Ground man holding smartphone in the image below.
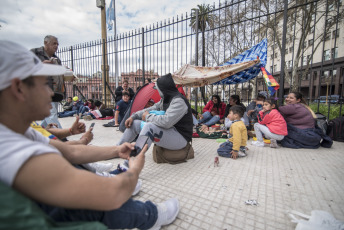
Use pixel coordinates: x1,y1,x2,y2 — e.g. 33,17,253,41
31,35,64,129
0,41,179,230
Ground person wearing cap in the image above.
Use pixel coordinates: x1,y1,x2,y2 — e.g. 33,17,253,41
31,35,65,129
58,96,84,118
0,40,179,229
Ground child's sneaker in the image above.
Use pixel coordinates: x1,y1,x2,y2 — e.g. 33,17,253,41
238,146,248,157
251,141,264,147
149,198,180,230
270,139,278,148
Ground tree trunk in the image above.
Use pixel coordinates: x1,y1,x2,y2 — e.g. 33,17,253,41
200,30,207,105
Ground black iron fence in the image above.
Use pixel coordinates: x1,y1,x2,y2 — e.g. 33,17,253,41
57,0,343,119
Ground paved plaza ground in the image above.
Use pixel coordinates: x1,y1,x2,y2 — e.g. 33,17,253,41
59,117,344,230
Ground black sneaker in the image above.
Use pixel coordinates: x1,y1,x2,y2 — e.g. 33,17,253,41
103,121,115,127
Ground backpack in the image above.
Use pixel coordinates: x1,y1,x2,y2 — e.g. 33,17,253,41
327,115,344,142
315,112,328,135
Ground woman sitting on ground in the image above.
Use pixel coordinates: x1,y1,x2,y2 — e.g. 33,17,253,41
221,95,246,124
197,95,226,127
278,92,332,149
224,95,246,118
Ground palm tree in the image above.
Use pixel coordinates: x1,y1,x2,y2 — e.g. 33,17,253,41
190,4,215,105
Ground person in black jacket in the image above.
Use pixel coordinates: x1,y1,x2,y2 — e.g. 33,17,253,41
115,80,134,104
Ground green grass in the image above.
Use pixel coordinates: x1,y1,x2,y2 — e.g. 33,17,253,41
309,103,344,120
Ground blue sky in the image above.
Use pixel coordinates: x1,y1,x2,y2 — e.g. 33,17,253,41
0,0,217,49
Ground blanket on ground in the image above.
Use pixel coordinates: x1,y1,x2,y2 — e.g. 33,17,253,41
280,123,333,149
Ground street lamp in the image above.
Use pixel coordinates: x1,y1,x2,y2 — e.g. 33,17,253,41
96,0,111,107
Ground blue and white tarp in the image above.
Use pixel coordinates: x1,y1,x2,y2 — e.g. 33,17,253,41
214,38,267,85
172,39,267,86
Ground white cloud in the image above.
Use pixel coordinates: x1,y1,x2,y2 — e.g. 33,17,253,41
0,0,217,49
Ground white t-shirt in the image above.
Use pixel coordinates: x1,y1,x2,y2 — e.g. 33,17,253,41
0,123,60,186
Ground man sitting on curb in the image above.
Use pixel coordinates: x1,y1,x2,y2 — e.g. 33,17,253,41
0,40,179,229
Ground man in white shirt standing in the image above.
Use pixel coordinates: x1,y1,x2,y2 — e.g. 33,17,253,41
0,40,179,229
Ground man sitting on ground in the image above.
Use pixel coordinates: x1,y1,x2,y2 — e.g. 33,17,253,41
0,40,179,229
62,96,73,112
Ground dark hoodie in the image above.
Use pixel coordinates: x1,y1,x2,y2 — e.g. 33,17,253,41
156,74,193,142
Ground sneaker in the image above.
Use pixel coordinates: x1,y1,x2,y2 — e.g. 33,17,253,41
238,151,247,157
83,162,113,173
73,113,78,117
270,139,278,148
149,198,180,230
251,141,265,147
132,179,142,196
84,115,93,121
238,146,247,157
103,121,116,127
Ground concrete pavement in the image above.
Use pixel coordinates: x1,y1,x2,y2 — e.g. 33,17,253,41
59,117,344,230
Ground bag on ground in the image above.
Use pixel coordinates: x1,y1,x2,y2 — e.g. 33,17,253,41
327,115,344,142
315,112,328,135
152,142,194,164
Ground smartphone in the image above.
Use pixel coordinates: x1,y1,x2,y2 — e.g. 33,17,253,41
130,135,149,157
89,123,95,129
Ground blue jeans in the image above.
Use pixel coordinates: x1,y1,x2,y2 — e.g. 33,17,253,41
78,106,89,114
58,110,77,118
36,199,157,229
198,111,221,126
217,141,234,158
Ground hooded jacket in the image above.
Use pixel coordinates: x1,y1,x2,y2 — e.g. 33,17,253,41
131,73,193,142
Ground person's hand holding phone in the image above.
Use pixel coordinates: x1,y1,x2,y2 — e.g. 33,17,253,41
128,144,147,175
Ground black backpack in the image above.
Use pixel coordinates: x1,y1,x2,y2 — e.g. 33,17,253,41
315,112,328,135
327,115,344,142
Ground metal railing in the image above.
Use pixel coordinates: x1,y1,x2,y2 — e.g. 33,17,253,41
57,0,344,119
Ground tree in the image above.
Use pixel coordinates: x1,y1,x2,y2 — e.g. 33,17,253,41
250,0,343,93
190,4,215,105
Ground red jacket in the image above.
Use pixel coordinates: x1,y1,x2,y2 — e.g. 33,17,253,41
258,109,288,135
203,100,226,119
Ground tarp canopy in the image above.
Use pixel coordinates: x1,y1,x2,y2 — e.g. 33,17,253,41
172,38,267,86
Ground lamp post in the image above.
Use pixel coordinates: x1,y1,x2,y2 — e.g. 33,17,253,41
96,0,111,107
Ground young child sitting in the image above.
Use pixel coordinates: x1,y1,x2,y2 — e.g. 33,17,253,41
217,105,247,159
252,99,288,148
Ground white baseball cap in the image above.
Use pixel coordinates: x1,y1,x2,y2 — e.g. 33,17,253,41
0,40,67,91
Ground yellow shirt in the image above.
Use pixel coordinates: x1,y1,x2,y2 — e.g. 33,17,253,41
228,120,247,151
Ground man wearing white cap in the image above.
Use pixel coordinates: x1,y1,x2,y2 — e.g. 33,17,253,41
0,40,179,229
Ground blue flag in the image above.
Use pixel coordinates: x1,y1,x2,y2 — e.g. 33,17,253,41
106,0,115,31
